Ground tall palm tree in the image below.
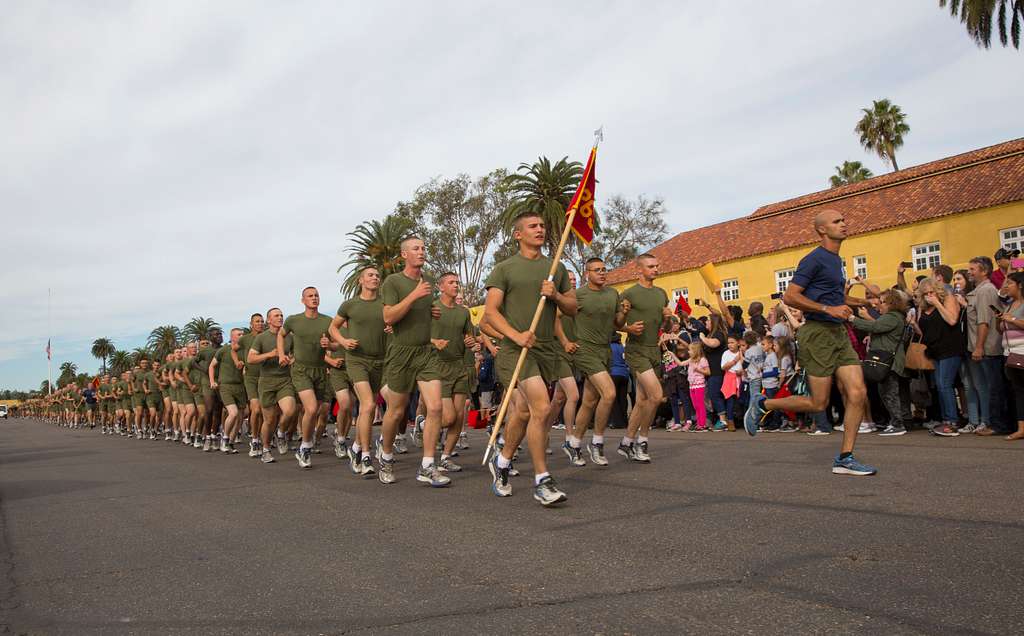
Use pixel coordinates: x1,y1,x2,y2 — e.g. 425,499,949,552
940,0,1023,49
148,325,181,361
91,338,114,373
337,214,416,296
58,361,77,387
39,380,52,395
182,317,219,343
829,161,874,188
130,347,151,364
108,350,133,375
855,99,910,172
502,156,584,255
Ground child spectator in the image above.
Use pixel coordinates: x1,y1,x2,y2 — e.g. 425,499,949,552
720,335,744,430
760,335,781,431
686,342,710,431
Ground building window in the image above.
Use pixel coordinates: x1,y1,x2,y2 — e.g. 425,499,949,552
854,255,867,279
1001,226,1024,253
912,242,941,271
775,269,795,293
671,287,689,303
721,278,739,301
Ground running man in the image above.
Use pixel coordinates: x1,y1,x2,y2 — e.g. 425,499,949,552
431,272,475,474
236,314,265,457
330,266,387,478
141,358,161,439
483,211,576,506
211,328,247,453
379,237,449,487
745,209,877,476
618,253,673,463
248,308,296,464
563,257,627,467
278,287,333,469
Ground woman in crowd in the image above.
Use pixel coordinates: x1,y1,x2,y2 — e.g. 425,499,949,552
851,289,911,436
998,272,1024,440
699,307,731,431
916,279,965,437
951,269,980,431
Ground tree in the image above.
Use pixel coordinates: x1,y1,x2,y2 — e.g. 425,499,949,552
394,170,511,305
576,194,670,274
91,338,114,374
940,0,1023,49
829,161,874,188
39,380,52,395
854,99,910,172
109,350,132,375
57,362,77,387
130,347,151,365
148,325,181,361
337,215,416,296
503,156,584,256
182,317,220,342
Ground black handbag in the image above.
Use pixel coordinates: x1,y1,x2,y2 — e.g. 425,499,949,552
861,349,895,383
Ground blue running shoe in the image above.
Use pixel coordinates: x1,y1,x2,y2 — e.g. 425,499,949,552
744,394,767,437
832,454,877,476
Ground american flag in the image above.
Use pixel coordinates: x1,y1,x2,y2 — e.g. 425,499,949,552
46,339,51,360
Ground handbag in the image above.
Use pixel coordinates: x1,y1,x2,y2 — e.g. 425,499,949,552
861,349,895,383
1005,328,1024,370
904,334,934,371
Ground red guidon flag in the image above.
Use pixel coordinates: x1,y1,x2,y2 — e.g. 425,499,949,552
566,145,597,245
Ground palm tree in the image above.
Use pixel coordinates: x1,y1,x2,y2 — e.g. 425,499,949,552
337,214,416,296
940,0,1023,49
182,317,219,343
58,361,77,387
39,380,52,395
130,347,151,365
91,338,114,373
147,325,181,361
829,161,874,188
502,156,584,255
855,99,910,172
109,350,133,375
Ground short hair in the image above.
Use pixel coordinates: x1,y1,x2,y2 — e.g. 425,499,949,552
969,256,994,275
302,286,317,295
933,264,953,283
742,331,760,346
636,253,657,263
400,236,422,251
439,271,459,282
360,265,379,275
1008,271,1024,289
250,313,263,320
230,327,244,335
585,257,605,267
512,211,542,232
761,334,775,343
748,301,764,315
267,307,281,317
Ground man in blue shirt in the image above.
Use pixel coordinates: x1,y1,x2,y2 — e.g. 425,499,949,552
745,209,877,476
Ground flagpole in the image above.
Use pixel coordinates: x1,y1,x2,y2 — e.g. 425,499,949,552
47,287,52,395
482,128,602,465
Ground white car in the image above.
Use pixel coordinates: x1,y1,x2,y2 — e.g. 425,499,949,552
0,405,8,419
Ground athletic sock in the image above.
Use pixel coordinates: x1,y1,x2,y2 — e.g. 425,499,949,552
623,436,634,446
496,455,511,469
534,472,550,485
440,453,449,461
300,441,313,450
352,443,361,454
592,435,604,445
638,435,649,444
382,452,394,461
420,457,434,469
361,451,371,461
568,435,581,448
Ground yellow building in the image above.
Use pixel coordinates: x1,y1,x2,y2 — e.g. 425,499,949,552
606,138,1024,312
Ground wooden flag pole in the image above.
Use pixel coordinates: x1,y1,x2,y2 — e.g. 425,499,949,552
481,204,581,466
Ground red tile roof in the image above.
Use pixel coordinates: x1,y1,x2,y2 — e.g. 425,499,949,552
606,138,1024,285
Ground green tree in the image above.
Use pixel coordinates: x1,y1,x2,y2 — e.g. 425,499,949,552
39,380,52,395
148,325,181,361
394,169,511,305
854,99,910,172
577,194,669,274
182,317,220,342
940,0,1023,49
829,161,875,188
91,338,114,374
502,156,584,256
109,350,132,375
57,361,77,387
130,347,151,365
337,215,416,296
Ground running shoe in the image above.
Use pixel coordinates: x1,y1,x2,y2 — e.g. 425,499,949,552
835,424,845,432
634,441,652,463
359,455,375,477
587,442,608,466
831,454,877,476
220,439,230,453
295,448,312,469
260,450,275,464
552,422,565,430
194,436,204,449
958,423,976,434
333,437,346,459
878,424,906,437
377,457,396,484
412,415,425,448
616,442,636,461
533,476,567,507
249,439,261,458
562,441,585,467
806,430,831,436
348,446,361,474
933,424,960,437
393,435,408,455
228,442,239,454
858,423,877,434
438,456,462,473
744,394,767,436
457,431,469,450
276,435,289,455
778,423,798,433
488,454,512,497
711,421,728,432
416,464,451,487
203,437,212,452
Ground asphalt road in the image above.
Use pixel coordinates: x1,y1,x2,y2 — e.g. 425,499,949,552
1,417,1022,635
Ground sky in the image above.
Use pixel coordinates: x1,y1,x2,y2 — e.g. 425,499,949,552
1,1,1022,391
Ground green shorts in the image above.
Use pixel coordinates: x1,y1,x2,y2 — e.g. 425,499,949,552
797,319,861,378
130,394,144,409
244,371,260,403
439,358,469,398
290,363,330,401
258,374,295,409
346,354,384,394
201,382,214,402
145,393,161,409
219,382,246,409
556,351,575,380
625,344,662,379
575,341,611,377
384,344,441,394
328,366,350,394
467,362,479,394
496,340,559,387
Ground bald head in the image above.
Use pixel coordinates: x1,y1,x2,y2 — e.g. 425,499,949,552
813,208,847,241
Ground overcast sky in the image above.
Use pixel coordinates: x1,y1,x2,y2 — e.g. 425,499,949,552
1,1,1021,390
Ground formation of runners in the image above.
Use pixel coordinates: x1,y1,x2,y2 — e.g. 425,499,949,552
24,208,879,507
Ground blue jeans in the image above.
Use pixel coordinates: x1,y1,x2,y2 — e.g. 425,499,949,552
763,387,780,429
967,356,1007,429
933,356,961,424
706,374,726,417
669,384,694,424
960,359,979,425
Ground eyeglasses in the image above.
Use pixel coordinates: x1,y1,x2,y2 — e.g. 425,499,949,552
587,267,607,273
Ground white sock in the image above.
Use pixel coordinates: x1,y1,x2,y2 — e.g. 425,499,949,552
352,443,361,454
300,441,313,450
534,472,550,485
496,454,511,469
638,436,649,444
568,435,581,448
592,435,604,445
623,436,634,446
441,454,449,461
421,457,434,469
382,452,394,461
361,451,371,461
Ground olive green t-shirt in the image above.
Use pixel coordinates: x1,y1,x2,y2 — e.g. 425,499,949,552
337,296,387,358
185,356,204,387
431,301,473,362
214,345,243,384
575,286,621,345
621,284,669,347
484,253,570,344
251,329,291,378
381,272,435,347
282,312,332,367
196,347,216,383
142,370,159,394
238,331,262,378
114,380,128,399
559,314,577,345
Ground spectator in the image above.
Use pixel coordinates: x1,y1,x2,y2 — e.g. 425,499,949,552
726,305,745,339
932,264,955,294
998,272,1024,440
851,289,911,436
685,341,710,431
698,297,731,431
916,279,965,436
748,301,769,337
662,339,693,432
774,335,797,432
741,330,765,406
770,302,803,339
992,248,1014,291
966,256,1009,435
720,335,744,429
760,335,781,431
609,334,630,428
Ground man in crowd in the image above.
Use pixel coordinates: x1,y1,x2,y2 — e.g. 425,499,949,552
431,272,475,474
966,256,1009,435
248,308,297,464
210,327,247,453
236,314,265,456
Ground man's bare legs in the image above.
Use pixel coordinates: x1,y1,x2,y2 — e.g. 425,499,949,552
500,376,552,478
622,369,662,461
571,371,616,464
762,365,865,455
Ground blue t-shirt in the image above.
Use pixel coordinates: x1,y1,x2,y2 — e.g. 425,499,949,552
791,246,845,323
